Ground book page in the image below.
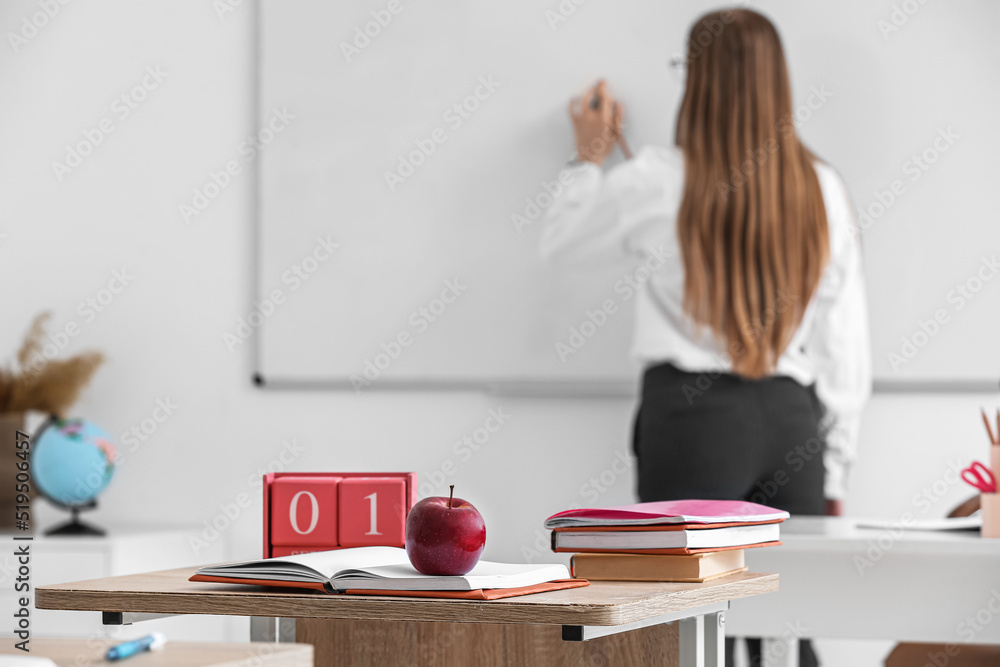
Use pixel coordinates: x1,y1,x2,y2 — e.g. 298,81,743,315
198,546,410,582
335,560,565,581
276,546,410,578
331,561,570,591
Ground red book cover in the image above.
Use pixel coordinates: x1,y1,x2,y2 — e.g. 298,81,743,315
551,519,784,533
545,500,789,528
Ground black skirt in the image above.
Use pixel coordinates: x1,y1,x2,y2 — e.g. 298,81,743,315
633,362,826,516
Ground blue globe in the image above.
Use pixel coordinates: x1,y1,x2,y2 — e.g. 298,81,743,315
31,418,116,507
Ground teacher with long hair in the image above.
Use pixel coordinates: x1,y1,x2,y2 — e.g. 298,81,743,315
540,8,872,666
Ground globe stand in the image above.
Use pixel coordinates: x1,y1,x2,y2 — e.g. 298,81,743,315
32,416,113,538
45,502,105,537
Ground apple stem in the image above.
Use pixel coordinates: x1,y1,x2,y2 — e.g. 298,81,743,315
448,485,454,509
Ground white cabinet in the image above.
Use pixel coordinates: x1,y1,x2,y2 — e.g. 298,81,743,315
2,525,236,642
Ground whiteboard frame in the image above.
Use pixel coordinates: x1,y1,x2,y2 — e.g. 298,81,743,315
251,374,999,396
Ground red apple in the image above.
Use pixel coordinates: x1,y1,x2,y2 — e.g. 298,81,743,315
405,485,486,576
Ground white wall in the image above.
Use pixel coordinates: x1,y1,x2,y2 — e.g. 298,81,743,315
3,2,997,663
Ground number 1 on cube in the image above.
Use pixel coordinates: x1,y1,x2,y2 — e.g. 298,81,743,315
339,478,405,547
364,492,381,536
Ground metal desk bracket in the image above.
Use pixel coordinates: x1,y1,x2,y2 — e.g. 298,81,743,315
563,601,728,667
562,600,728,641
102,611,178,625
250,616,297,643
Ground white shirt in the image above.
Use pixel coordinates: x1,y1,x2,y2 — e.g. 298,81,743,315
539,145,872,500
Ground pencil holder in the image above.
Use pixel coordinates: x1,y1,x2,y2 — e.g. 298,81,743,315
991,446,1000,487
982,493,1000,539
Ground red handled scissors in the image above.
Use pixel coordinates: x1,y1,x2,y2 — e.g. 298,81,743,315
961,461,997,493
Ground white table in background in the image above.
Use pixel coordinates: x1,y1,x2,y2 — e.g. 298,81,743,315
726,516,1000,667
1,524,231,641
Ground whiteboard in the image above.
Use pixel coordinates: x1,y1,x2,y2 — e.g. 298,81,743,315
256,0,1000,390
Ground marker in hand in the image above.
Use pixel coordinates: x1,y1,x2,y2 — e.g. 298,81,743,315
589,87,633,160
105,633,167,661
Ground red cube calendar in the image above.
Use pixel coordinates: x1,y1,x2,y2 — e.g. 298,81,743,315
262,472,416,557
337,477,407,547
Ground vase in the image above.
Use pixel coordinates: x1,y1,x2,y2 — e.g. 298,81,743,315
0,412,28,532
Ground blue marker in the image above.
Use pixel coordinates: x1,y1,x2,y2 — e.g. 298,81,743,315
105,632,166,661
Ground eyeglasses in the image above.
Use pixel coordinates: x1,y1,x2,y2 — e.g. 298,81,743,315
668,55,687,83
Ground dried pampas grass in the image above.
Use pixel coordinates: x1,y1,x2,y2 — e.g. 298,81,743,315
0,312,104,417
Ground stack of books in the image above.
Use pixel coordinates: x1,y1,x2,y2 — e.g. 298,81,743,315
545,500,789,583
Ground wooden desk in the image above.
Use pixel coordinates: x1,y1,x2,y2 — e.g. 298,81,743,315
0,638,312,666
37,567,778,666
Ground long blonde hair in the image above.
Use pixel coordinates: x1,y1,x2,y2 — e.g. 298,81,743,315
675,8,829,378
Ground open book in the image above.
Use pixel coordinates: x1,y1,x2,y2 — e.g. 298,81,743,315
192,546,571,594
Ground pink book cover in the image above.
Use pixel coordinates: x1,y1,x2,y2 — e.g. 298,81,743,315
544,500,789,529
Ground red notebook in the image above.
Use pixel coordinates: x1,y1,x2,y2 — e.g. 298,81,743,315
545,499,789,529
